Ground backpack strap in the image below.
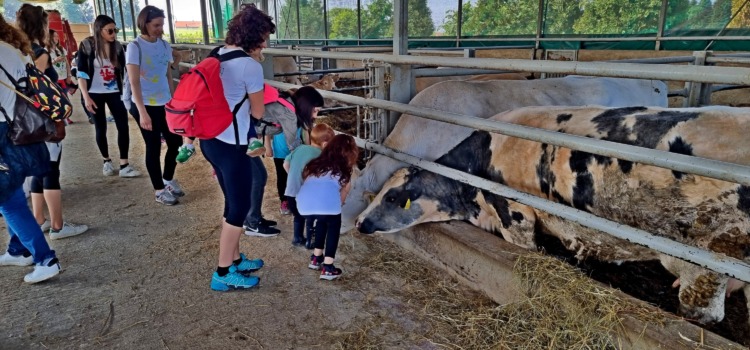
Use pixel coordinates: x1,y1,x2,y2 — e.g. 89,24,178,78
0,63,20,88
212,47,251,147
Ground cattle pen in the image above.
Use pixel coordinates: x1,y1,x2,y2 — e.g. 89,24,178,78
13,0,750,348
165,41,750,349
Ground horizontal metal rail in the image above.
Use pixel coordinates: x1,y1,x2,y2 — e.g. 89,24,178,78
262,48,750,85
351,136,750,283
605,56,695,64
266,80,750,187
705,56,750,64
320,105,359,112
273,67,368,77
274,35,750,43
712,84,750,92
414,68,517,78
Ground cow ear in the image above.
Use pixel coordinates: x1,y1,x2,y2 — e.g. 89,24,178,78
363,191,376,203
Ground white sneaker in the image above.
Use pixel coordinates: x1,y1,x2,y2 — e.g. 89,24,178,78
24,257,61,283
49,222,89,240
0,252,33,266
40,219,51,232
163,179,185,197
103,161,116,176
155,190,178,205
119,165,141,178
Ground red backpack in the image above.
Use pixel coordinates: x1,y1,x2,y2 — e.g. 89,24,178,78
165,50,249,140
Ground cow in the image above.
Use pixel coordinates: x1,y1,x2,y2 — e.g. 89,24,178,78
415,72,528,93
273,56,302,85
340,76,669,232
355,105,750,325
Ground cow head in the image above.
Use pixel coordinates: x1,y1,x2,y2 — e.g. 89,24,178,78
307,73,339,91
356,167,474,234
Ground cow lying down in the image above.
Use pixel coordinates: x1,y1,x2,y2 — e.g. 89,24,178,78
356,105,750,325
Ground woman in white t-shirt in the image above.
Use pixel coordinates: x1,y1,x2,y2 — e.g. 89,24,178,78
77,15,140,179
46,30,71,94
0,13,61,284
201,4,276,292
126,6,183,206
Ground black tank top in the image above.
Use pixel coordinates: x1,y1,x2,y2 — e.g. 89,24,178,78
31,43,58,82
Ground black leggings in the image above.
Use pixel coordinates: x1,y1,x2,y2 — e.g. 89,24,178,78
273,158,287,202
129,104,182,190
312,214,342,259
201,138,254,227
31,143,61,192
89,92,129,160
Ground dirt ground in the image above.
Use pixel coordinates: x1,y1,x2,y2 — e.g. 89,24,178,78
0,99,491,349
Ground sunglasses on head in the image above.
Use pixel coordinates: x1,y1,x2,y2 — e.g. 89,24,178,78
104,28,120,35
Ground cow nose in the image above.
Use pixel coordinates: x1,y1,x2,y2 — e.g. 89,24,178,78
357,218,376,234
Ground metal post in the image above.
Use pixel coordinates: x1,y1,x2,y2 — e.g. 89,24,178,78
118,0,127,41
456,0,463,48
295,0,301,45
684,51,707,107
389,0,412,134
535,0,544,50
129,0,137,39
655,0,668,51
200,0,210,44
323,0,329,46
93,0,99,16
109,0,115,18
165,0,175,44
357,0,361,46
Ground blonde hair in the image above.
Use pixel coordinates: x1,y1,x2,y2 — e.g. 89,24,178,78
310,123,335,146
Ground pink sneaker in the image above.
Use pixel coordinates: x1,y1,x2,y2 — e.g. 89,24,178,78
280,200,291,215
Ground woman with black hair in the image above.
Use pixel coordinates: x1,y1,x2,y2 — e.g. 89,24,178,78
77,15,140,178
266,86,324,217
201,4,276,291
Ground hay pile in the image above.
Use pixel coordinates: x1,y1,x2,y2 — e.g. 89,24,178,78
337,236,686,349
426,254,670,349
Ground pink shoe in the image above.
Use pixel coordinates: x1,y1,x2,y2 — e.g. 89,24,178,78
280,200,291,215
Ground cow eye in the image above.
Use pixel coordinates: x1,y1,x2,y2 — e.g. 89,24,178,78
386,196,395,203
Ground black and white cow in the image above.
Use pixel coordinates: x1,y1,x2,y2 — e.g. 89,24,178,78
356,105,750,325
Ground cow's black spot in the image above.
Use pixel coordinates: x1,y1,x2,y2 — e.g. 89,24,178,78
738,185,750,218
511,211,524,223
402,170,481,220
631,111,699,148
482,191,514,228
591,106,648,142
667,137,694,179
569,150,596,211
618,159,633,174
437,130,493,178
556,113,572,124
552,190,571,206
536,143,555,196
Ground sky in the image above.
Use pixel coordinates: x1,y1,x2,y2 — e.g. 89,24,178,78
162,0,460,29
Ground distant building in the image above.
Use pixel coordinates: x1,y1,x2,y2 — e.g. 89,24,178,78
175,21,202,29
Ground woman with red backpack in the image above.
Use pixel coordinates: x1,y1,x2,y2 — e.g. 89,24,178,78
199,4,276,291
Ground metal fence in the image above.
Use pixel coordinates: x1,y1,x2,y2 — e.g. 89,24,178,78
176,44,750,283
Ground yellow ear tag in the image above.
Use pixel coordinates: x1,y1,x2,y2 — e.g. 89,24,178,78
404,198,411,210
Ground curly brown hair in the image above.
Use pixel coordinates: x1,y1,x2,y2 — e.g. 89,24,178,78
303,134,359,187
225,4,275,52
16,4,48,46
0,14,32,56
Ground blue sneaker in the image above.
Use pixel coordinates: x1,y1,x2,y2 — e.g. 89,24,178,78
235,253,264,273
210,265,259,291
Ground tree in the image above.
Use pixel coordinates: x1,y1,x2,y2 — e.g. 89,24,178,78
3,0,96,24
408,0,434,37
573,0,662,35
729,0,750,28
361,0,392,38
328,7,357,39
276,0,325,39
